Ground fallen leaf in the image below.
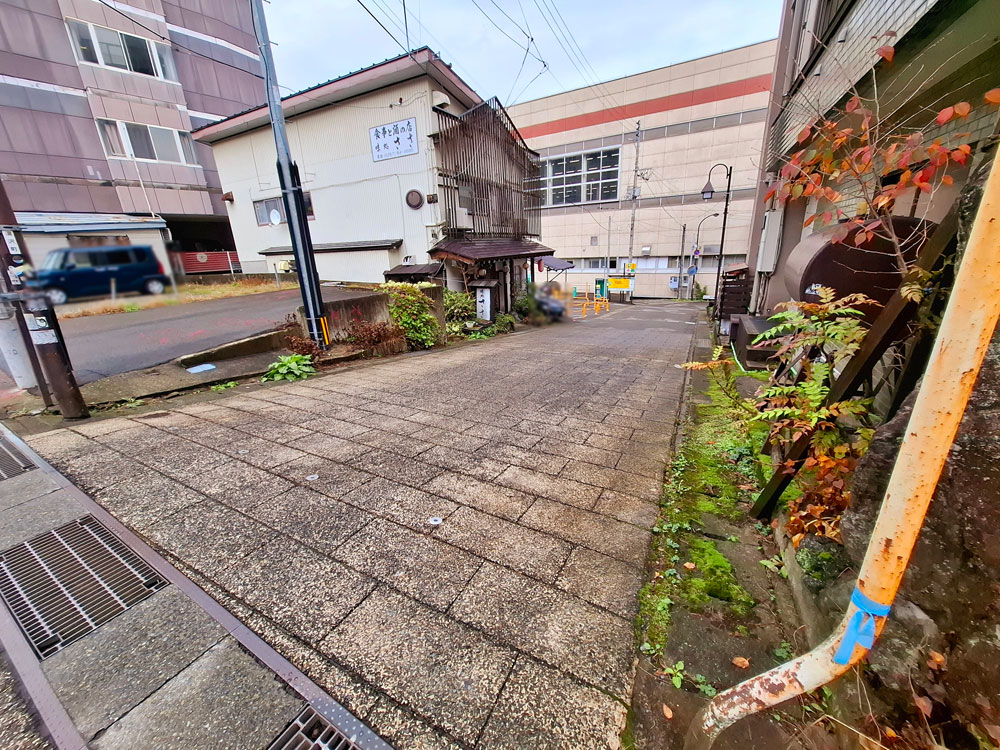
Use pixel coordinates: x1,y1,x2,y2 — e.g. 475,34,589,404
927,650,946,670
983,724,1000,742
876,45,895,63
936,106,954,126
885,727,898,739
914,695,933,718
985,88,1000,105
684,562,697,570
662,704,674,720
954,101,971,117
732,656,751,669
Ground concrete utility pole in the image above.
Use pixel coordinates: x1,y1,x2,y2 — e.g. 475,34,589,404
250,0,327,347
678,223,686,299
626,120,641,302
605,215,611,295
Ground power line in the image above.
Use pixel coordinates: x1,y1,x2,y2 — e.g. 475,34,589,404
355,0,408,52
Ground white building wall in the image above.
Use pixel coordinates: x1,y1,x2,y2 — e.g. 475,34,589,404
210,79,444,282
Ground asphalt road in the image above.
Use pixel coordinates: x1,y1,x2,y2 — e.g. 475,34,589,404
1,287,370,387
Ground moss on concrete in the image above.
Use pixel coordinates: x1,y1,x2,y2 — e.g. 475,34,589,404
681,539,755,615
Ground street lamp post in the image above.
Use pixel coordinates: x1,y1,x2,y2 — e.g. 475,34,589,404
689,211,719,299
701,164,733,319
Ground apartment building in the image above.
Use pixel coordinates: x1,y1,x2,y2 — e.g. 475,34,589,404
194,47,549,301
0,0,262,271
507,40,777,298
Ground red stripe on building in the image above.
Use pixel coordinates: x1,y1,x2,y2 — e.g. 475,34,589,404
518,74,773,139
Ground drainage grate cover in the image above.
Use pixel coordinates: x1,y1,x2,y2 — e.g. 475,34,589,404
0,438,35,481
0,516,168,658
269,706,363,750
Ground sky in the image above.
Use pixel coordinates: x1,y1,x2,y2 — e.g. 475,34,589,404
262,0,783,105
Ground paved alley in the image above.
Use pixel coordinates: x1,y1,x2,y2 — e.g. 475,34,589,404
25,301,700,750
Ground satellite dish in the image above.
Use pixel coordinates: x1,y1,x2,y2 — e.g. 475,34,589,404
269,209,282,226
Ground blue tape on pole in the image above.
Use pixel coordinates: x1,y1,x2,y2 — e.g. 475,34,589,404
833,587,891,665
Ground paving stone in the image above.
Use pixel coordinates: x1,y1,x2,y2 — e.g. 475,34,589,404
348,448,444,487
451,563,633,696
425,471,534,521
464,423,540,449
420,445,507,482
410,426,489,452
288,432,372,463
364,699,463,750
343,477,458,531
0,470,61,509
333,518,481,610
561,459,662,501
0,648,50,750
271,454,376,499
475,441,569,475
213,436,307,469
181,460,291,510
535,438,622,468
478,656,625,750
43,587,227,739
93,473,206,532
69,416,137,436
297,418,374,439
24,429,95,461
404,409,476,433
431,506,570,582
0,490,85,549
356,431,436,459
215,541,375,642
616,452,666,479
143,501,277,575
321,587,515,746
56,449,147,494
92,637,302,750
519,498,650,567
243,485,373,556
495,465,602,510
236,418,314,444
594,489,660,528
139,438,233,480
556,547,645,619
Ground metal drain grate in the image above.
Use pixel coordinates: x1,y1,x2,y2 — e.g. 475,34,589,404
0,438,35,481
0,516,168,658
269,706,362,750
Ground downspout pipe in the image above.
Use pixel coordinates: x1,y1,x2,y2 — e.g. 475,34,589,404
684,146,1000,750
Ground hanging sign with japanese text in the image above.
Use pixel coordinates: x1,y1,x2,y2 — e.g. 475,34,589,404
370,118,418,162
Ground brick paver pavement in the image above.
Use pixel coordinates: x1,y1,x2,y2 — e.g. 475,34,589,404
26,301,699,750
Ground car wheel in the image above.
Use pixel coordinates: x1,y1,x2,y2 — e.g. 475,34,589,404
45,287,68,305
143,279,166,295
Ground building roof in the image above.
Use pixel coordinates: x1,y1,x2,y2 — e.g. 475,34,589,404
13,212,166,233
193,48,482,144
259,239,402,256
541,256,574,270
430,238,556,263
384,262,443,277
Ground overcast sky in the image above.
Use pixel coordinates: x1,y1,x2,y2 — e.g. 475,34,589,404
263,0,782,105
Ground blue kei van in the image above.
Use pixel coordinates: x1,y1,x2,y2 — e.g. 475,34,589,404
27,246,171,305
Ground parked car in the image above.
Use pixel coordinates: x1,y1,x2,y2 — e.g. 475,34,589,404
26,246,170,305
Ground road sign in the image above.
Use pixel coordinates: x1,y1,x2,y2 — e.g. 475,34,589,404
687,265,698,276
608,277,633,291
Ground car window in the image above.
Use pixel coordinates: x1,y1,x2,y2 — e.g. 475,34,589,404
71,252,94,268
41,253,66,270
106,250,132,265
90,252,108,266
132,248,148,262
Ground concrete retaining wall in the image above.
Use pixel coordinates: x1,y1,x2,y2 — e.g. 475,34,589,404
298,286,445,345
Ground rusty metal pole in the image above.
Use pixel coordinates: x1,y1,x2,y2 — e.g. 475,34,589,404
22,295,89,420
684,146,1000,749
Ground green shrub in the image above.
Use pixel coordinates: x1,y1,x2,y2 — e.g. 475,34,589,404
443,288,475,322
490,313,516,334
261,353,316,382
379,282,440,350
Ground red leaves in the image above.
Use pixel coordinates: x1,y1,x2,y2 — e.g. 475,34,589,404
797,125,812,144
845,96,861,113
763,186,778,204
953,101,971,118
914,695,933,718
985,88,1000,105
875,45,895,63
936,106,954,126
941,175,954,186
951,143,972,165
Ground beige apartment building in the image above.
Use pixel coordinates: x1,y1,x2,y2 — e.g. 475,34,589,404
508,40,776,298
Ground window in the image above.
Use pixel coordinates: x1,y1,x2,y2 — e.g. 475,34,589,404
125,122,156,160
253,194,315,226
122,33,155,76
584,258,603,270
106,249,133,265
155,43,179,82
537,148,619,205
98,119,199,165
94,26,129,69
68,21,97,64
67,19,179,82
70,251,94,267
97,119,125,156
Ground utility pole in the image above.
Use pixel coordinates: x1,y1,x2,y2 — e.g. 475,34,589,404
626,120,641,303
605,215,611,297
250,0,327,347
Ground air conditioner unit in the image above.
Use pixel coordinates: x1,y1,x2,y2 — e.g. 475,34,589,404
454,207,473,229
431,90,451,109
640,246,652,256
757,208,783,274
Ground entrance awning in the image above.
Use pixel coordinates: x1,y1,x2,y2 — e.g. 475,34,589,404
384,262,444,279
429,237,555,264
541,256,574,271
259,239,402,255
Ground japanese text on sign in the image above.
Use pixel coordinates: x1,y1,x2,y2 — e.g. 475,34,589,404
370,118,418,162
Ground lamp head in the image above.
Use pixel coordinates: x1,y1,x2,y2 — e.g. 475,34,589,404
701,179,715,201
